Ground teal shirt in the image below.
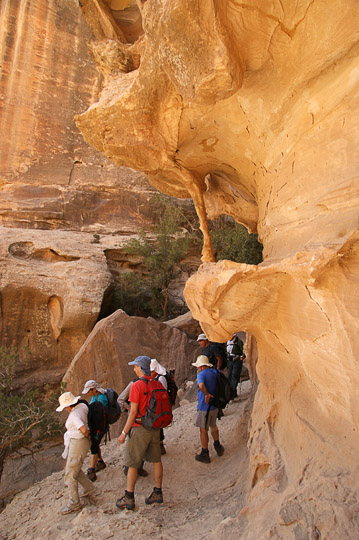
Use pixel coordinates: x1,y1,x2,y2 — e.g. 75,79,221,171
90,393,109,411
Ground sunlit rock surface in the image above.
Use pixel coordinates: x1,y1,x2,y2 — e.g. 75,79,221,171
76,0,359,537
0,227,113,387
0,0,159,380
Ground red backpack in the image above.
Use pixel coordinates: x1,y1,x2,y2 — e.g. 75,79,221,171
139,378,173,429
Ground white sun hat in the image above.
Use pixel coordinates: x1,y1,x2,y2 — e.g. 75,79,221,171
56,391,81,412
192,355,213,368
150,358,167,375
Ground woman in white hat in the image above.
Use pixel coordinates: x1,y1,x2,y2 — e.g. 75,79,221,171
56,391,94,514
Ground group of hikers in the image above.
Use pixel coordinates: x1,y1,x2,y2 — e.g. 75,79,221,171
56,333,246,514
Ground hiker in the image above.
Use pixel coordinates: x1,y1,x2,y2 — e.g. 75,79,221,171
117,378,148,478
192,355,224,464
56,391,94,514
197,333,225,370
150,358,167,455
116,355,164,510
197,333,225,418
226,334,245,398
81,379,109,481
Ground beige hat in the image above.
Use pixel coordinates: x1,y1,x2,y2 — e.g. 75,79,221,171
192,355,213,368
56,391,80,412
82,379,106,395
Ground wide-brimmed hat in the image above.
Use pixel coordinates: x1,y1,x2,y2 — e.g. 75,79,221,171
192,355,213,368
128,355,151,375
82,380,106,395
56,391,80,412
197,333,208,341
150,358,166,376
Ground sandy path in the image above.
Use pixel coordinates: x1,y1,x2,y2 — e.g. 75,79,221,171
0,383,251,540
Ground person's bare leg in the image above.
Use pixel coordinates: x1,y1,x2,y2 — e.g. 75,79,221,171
126,467,138,492
200,427,209,449
90,454,98,468
153,461,163,489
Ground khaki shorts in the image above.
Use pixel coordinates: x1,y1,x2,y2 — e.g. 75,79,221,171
195,409,218,429
123,425,161,468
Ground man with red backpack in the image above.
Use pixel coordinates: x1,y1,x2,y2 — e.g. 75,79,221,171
117,355,171,510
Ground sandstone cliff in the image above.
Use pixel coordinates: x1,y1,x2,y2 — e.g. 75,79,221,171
0,0,162,382
75,1,359,538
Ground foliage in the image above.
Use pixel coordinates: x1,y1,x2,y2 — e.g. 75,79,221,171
0,347,62,483
111,195,263,320
209,217,263,264
112,194,196,320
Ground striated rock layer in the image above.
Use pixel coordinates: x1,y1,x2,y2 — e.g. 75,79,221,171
76,0,359,538
0,0,161,382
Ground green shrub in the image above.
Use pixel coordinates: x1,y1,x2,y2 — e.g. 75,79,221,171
210,218,263,264
0,347,62,484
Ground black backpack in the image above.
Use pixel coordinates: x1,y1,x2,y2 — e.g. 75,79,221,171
212,369,232,409
80,399,108,440
214,342,228,369
164,370,178,406
105,388,122,424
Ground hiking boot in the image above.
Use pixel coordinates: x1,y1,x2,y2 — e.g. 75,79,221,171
145,489,163,505
61,501,82,514
86,468,97,482
214,441,224,457
95,460,106,472
116,492,135,511
160,442,166,455
195,450,211,463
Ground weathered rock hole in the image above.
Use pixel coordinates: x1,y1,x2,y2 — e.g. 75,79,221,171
8,242,80,263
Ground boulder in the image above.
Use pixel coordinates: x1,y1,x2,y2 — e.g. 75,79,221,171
63,309,202,397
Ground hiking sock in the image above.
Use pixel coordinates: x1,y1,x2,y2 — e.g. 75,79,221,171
88,467,96,472
125,490,134,498
154,487,162,494
97,459,105,464
201,448,209,454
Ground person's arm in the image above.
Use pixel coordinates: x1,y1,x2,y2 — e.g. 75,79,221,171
118,401,139,444
198,382,214,404
79,424,90,438
216,355,223,370
118,381,132,412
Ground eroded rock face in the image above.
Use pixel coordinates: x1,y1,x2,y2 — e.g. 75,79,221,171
0,0,162,383
76,1,359,538
0,227,113,388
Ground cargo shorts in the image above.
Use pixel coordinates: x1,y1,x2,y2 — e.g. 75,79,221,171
195,409,218,430
123,425,161,468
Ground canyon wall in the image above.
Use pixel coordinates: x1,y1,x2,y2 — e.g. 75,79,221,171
76,1,359,538
0,0,159,381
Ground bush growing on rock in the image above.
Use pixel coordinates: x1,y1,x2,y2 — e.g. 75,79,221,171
0,347,62,486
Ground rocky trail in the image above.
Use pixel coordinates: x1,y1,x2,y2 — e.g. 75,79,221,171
0,382,252,540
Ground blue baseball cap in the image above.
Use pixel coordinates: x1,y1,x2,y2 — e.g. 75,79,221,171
128,355,151,375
